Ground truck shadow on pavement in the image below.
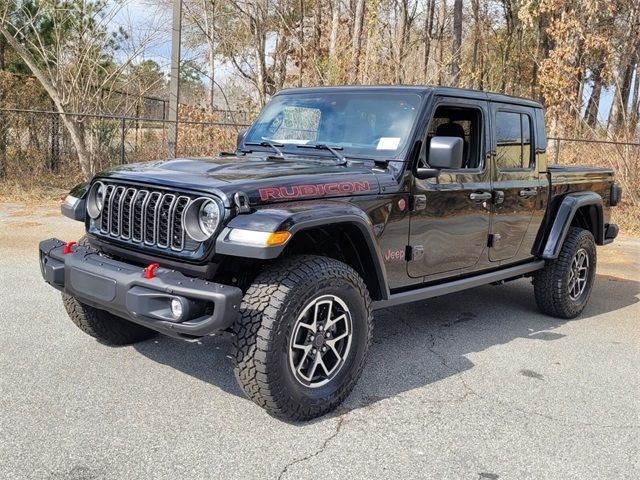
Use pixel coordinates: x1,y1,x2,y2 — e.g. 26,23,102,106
133,274,639,416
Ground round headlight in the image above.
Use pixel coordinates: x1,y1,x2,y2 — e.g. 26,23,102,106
87,181,107,219
184,198,222,241
95,183,106,210
199,200,220,237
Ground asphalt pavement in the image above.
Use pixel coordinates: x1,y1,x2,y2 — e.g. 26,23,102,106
1,202,638,480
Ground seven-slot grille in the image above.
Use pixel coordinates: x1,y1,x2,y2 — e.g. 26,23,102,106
97,184,193,251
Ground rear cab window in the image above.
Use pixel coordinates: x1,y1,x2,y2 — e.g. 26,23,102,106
495,110,534,170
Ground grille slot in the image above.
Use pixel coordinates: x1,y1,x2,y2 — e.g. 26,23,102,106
95,184,202,252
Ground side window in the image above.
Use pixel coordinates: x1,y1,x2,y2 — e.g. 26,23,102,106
423,105,483,169
495,111,533,170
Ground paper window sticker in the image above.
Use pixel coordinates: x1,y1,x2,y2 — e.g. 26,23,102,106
376,137,401,150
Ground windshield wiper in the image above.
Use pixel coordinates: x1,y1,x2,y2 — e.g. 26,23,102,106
244,140,285,158
296,143,347,165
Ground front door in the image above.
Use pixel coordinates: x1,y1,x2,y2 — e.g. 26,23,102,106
488,104,540,262
408,97,491,278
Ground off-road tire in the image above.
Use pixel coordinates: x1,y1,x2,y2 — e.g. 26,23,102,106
533,227,597,319
233,255,373,421
61,236,157,345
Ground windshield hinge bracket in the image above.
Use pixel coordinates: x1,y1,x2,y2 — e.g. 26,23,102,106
234,191,251,214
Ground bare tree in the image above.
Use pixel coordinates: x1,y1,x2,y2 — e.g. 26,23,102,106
0,0,164,179
349,0,366,83
451,0,462,85
423,0,435,81
329,0,341,61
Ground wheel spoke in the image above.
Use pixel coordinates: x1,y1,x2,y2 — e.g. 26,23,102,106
308,353,328,379
295,344,312,372
325,313,346,332
325,331,348,345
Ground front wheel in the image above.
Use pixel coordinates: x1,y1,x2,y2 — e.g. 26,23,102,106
61,235,157,345
534,227,597,319
233,255,373,421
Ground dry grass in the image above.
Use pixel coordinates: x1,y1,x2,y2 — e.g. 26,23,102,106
0,176,79,203
612,204,640,236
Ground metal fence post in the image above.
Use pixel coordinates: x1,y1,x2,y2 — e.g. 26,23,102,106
50,112,60,172
121,117,126,164
167,0,182,158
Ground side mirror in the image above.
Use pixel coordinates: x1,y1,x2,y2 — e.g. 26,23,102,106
236,128,248,149
428,136,464,169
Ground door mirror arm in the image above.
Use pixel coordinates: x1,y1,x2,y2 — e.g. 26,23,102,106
414,167,441,180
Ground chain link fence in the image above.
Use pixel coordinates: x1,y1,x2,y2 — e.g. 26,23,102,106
0,108,638,232
0,107,251,180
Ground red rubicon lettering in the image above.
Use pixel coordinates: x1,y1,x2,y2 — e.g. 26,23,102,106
258,181,371,201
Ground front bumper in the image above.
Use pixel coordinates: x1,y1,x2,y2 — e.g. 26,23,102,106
39,238,243,339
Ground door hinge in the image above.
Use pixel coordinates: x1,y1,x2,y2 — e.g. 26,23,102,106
409,194,427,211
406,245,424,261
488,233,502,248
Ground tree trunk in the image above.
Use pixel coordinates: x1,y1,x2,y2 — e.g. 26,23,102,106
609,56,637,134
349,0,365,83
395,0,409,83
0,36,5,71
437,0,447,85
470,0,481,88
451,0,462,86
362,0,378,83
0,36,5,177
584,63,605,128
0,24,92,179
207,39,216,111
329,0,340,61
630,61,640,132
423,0,435,81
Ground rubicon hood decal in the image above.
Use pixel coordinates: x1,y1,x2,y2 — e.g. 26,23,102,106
258,181,372,201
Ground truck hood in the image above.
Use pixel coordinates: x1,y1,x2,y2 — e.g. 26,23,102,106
99,155,383,206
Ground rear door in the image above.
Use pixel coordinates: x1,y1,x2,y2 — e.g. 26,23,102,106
489,104,541,262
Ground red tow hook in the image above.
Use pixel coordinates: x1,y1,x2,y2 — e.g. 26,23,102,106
63,241,77,255
143,263,160,279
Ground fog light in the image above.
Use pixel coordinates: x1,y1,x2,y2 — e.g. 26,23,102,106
170,298,184,319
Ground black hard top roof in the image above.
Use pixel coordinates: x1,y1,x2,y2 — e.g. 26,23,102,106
276,85,543,109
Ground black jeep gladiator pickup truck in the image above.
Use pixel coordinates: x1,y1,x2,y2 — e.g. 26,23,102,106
39,86,621,420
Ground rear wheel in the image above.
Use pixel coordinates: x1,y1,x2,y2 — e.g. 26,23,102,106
61,235,157,345
534,227,597,319
233,255,373,421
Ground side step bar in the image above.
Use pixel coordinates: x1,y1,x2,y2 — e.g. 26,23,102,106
373,261,545,310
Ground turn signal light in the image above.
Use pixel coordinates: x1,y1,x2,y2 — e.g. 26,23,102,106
266,231,291,246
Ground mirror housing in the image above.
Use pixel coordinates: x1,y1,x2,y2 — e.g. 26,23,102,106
236,128,248,149
428,136,464,170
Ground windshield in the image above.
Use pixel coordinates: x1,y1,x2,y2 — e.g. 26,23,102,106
243,92,422,159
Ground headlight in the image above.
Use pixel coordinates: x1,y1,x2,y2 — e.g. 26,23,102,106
199,200,220,237
184,197,222,241
86,181,107,219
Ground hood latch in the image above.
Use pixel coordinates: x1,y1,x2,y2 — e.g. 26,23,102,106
234,191,251,214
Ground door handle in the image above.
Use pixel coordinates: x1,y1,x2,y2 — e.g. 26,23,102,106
469,192,492,201
519,189,538,198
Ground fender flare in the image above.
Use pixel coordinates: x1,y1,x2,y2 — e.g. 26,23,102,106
540,192,604,260
215,202,390,299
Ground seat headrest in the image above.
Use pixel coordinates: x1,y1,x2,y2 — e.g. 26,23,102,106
436,122,465,139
